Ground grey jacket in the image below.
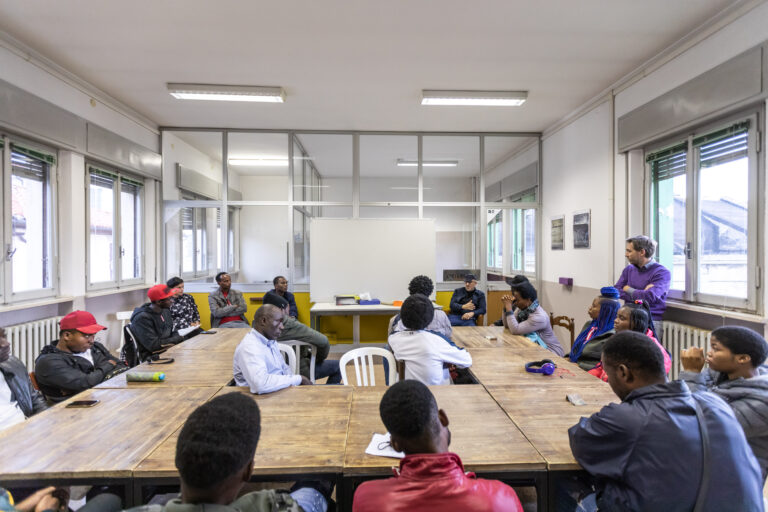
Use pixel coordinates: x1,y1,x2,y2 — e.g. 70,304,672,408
123,490,302,512
681,366,768,481
208,288,248,328
0,355,48,417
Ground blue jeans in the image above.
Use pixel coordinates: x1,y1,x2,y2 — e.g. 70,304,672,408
315,359,342,384
448,314,477,326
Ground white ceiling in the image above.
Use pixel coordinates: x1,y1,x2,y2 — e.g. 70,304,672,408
0,0,740,135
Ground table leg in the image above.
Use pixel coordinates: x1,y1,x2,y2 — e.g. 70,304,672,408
353,315,360,346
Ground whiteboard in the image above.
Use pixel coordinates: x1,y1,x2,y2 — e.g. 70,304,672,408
310,219,436,303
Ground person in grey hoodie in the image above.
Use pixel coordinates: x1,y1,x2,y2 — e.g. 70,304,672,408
680,325,768,482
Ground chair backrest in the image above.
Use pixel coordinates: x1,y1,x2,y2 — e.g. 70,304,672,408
29,371,40,391
116,311,133,352
550,312,576,346
339,347,398,386
121,325,141,368
276,343,297,375
280,340,317,383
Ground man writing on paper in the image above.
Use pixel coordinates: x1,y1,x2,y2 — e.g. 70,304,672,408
353,380,522,511
233,304,312,394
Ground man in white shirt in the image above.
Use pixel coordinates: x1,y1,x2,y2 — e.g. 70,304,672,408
233,304,312,394
388,294,472,385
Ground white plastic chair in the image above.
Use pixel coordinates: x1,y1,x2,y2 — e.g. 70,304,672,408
277,343,297,375
116,311,133,352
339,347,398,386
280,340,317,383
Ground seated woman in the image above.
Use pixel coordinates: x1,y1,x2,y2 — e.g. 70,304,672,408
167,277,201,331
589,300,671,380
567,287,621,371
501,282,564,356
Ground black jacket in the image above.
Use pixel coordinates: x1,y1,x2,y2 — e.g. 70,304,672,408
130,303,185,359
0,355,48,416
34,341,128,402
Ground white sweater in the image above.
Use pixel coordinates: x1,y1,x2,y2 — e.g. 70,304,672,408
388,330,472,385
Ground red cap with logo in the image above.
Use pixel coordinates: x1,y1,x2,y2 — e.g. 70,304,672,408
148,284,175,302
59,311,107,334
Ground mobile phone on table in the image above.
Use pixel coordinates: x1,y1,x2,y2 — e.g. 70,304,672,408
66,399,99,408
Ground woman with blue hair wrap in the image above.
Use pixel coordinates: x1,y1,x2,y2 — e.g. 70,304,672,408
567,287,621,371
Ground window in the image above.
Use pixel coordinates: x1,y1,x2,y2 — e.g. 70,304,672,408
649,115,758,310
180,201,210,279
487,209,503,269
510,189,537,275
2,139,57,303
87,165,144,289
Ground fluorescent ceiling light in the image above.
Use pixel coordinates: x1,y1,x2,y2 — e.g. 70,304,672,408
396,159,458,167
421,90,527,106
228,158,288,166
168,83,285,103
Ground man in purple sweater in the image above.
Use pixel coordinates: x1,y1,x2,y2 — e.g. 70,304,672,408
614,236,671,340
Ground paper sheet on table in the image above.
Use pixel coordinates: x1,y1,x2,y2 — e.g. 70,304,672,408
365,432,405,459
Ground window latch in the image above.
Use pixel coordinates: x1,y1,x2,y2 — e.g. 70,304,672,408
685,242,692,260
5,244,16,262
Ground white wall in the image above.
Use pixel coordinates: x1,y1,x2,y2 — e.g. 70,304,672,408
540,3,768,336
161,132,223,200
0,39,160,351
542,100,614,288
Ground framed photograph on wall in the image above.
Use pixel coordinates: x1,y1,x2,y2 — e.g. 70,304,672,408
551,215,565,250
573,209,591,249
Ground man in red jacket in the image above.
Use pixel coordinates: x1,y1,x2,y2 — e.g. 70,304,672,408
352,380,523,512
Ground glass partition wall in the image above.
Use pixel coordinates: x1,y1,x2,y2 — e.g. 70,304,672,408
161,131,540,289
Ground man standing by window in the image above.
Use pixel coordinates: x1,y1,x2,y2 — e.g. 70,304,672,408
614,236,671,339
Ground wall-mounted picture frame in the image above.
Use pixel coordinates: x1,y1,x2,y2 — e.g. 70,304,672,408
573,209,591,249
551,215,565,250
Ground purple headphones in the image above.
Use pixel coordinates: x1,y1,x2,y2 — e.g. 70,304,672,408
525,359,556,376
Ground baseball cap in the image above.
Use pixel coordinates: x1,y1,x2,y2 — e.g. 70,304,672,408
464,274,477,283
148,284,175,302
60,311,107,334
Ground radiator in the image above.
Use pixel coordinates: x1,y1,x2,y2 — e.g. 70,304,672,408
6,317,63,372
662,321,712,380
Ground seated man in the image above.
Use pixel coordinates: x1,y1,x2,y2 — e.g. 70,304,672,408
262,292,341,384
271,275,298,319
389,275,451,338
35,311,128,402
131,284,199,360
680,326,768,482
447,274,486,326
388,294,472,385
124,392,329,512
209,272,249,328
352,380,522,511
233,304,312,394
568,331,763,511
0,327,47,432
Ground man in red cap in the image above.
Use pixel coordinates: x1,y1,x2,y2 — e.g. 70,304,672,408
130,284,200,360
34,311,128,402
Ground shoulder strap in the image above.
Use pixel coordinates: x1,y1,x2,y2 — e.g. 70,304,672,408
691,397,711,512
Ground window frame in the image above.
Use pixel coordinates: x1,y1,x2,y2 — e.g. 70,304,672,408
179,194,212,280
85,163,145,291
2,135,58,304
646,110,761,312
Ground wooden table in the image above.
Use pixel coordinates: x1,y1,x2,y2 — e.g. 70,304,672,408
96,350,235,388
310,303,401,346
134,386,353,501
0,387,217,503
452,325,535,349
165,327,248,353
342,385,548,509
